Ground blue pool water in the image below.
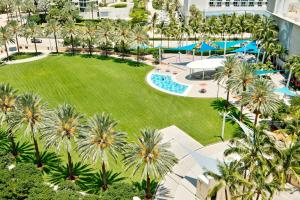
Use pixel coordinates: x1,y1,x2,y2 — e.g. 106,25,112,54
150,74,188,94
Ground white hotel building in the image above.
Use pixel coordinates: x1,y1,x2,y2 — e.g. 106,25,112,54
181,0,268,17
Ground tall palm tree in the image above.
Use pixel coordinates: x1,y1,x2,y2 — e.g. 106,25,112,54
132,25,148,63
97,20,113,56
214,56,239,104
285,55,300,88
275,142,300,187
78,113,127,191
225,127,279,199
43,104,86,180
115,21,131,59
8,20,21,53
227,62,256,121
62,20,77,55
241,78,280,126
8,93,48,167
0,83,18,156
204,161,246,200
0,25,14,60
24,21,41,54
82,21,97,55
46,19,61,54
123,129,177,199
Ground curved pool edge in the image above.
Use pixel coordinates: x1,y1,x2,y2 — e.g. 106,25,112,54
146,70,191,97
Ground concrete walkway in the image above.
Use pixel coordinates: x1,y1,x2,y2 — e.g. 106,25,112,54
156,125,300,200
4,52,49,65
156,125,228,200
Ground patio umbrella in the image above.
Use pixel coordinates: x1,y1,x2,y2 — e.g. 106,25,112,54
274,87,297,97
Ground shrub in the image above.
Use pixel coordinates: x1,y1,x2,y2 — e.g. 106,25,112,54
111,3,127,8
100,182,144,200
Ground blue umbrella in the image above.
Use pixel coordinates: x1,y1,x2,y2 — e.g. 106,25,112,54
274,87,297,96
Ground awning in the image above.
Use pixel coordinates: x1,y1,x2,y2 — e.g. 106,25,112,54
186,58,225,70
169,43,198,51
255,70,279,76
213,40,248,49
274,87,297,96
198,42,218,52
231,41,259,53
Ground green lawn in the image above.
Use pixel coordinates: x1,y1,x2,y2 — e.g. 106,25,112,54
0,54,234,145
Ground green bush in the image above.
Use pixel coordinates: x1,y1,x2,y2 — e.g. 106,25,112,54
111,3,127,8
152,0,163,10
100,182,144,200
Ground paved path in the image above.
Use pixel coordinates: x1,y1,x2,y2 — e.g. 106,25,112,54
4,52,49,65
156,125,300,200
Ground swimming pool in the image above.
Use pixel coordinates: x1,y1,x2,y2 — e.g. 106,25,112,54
150,74,188,95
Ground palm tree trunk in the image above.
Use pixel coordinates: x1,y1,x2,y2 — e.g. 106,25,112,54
254,112,259,126
18,7,22,25
54,32,58,53
137,46,140,64
7,125,18,157
4,43,9,60
145,174,152,200
152,26,155,47
6,5,10,22
88,40,92,55
31,130,42,167
226,90,230,103
33,37,38,54
71,35,74,55
15,34,20,53
225,188,229,200
67,150,74,180
240,105,244,121
101,162,108,191
255,192,260,200
105,38,108,56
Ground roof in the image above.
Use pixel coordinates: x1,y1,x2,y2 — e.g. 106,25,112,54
186,58,225,70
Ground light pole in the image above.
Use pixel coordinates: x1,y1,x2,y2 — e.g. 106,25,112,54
220,111,230,140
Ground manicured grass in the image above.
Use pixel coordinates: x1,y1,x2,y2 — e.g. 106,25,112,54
5,52,41,61
0,54,235,145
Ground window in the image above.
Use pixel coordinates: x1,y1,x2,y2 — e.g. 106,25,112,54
216,2,222,7
209,1,214,7
225,2,230,7
258,2,262,7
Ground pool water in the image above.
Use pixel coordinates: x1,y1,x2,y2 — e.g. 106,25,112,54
151,74,188,94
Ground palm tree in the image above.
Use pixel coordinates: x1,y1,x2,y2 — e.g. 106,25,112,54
132,25,148,63
24,21,41,54
97,20,113,56
43,104,86,180
46,19,61,53
204,161,246,200
123,129,177,199
8,93,48,167
225,127,279,199
115,21,131,59
62,20,77,55
0,83,18,156
82,21,96,55
285,55,300,88
275,142,300,187
8,20,21,53
0,25,14,60
247,165,280,200
15,0,23,24
78,113,127,191
227,62,256,121
214,56,239,104
241,78,280,126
